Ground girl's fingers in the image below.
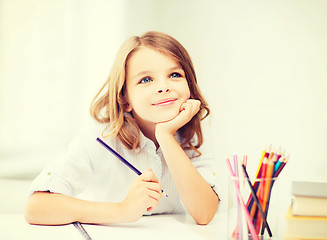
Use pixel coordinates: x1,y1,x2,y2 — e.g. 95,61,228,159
147,198,159,212
139,168,159,183
139,169,162,199
178,99,200,121
144,182,161,194
179,102,187,112
187,99,201,113
181,99,200,112
146,187,161,201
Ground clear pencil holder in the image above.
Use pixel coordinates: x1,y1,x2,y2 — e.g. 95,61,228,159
227,176,279,240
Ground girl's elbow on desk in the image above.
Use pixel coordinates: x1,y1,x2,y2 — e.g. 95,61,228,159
24,191,78,225
193,196,220,225
25,192,48,225
25,192,56,225
25,208,46,225
193,210,217,226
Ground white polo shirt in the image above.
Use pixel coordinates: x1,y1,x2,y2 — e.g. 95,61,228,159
28,122,219,215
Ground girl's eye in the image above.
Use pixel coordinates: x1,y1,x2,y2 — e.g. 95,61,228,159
170,72,182,78
139,77,152,84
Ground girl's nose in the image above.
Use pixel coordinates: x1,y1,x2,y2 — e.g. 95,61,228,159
158,88,170,93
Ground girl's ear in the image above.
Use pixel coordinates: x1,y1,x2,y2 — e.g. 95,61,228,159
124,102,132,112
120,93,132,112
123,96,133,112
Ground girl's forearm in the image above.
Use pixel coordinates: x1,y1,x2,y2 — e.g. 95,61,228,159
25,191,125,225
157,133,219,225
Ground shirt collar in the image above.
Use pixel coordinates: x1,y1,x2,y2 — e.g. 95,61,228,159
138,128,183,153
138,130,156,151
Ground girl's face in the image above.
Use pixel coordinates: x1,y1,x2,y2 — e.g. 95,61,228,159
125,46,190,127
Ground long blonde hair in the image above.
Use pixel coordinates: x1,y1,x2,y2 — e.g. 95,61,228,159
90,31,210,155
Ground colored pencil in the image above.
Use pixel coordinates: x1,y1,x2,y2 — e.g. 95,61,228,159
255,149,266,178
263,156,275,209
229,146,288,238
247,149,269,214
96,137,168,197
241,164,273,237
276,146,282,161
243,155,248,168
259,155,275,233
226,158,259,240
254,157,268,231
261,156,289,234
273,156,283,175
273,156,289,177
73,222,92,240
236,155,248,240
233,155,243,240
248,148,270,211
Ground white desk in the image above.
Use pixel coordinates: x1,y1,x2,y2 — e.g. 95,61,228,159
0,179,225,239
0,213,226,240
0,179,287,239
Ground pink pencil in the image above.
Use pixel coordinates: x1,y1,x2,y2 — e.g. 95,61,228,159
226,158,259,240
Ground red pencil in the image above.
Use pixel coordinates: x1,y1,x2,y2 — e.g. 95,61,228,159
273,156,289,177
255,157,268,232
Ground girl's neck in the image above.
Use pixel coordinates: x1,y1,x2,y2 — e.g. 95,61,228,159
130,111,159,149
139,124,159,149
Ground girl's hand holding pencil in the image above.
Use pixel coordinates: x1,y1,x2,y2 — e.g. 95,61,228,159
122,168,162,222
96,138,167,223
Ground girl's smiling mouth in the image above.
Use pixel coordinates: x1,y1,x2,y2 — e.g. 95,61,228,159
152,98,177,106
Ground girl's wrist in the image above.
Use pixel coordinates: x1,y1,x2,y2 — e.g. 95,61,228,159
112,202,129,223
78,201,126,224
155,124,175,140
156,130,176,147
120,199,144,223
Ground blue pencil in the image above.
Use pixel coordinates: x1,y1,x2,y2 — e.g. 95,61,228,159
241,164,272,237
73,222,92,240
96,137,168,197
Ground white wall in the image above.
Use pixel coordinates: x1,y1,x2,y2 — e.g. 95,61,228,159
0,0,126,178
1,0,327,210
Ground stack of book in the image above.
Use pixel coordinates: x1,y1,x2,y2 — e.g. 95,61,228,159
284,181,327,239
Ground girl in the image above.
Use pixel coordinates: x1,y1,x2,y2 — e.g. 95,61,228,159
25,31,219,226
